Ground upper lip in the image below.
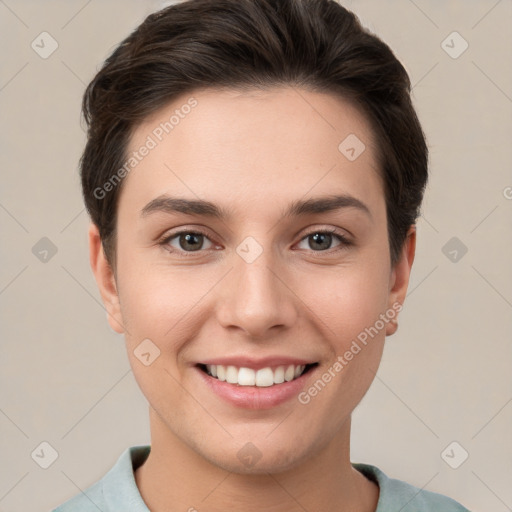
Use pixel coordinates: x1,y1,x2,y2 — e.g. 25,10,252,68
197,356,317,370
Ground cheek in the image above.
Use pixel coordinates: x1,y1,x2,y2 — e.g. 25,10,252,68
115,254,218,353
114,262,197,406
295,260,391,348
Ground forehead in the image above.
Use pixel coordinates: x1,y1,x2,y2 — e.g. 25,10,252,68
121,86,383,217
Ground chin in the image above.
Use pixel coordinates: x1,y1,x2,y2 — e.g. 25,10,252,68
198,438,313,475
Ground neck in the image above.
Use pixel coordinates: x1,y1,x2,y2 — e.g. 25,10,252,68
135,407,379,512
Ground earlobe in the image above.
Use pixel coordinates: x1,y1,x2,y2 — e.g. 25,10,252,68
385,226,416,337
88,223,125,334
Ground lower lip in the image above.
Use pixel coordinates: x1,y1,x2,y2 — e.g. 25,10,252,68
196,366,315,410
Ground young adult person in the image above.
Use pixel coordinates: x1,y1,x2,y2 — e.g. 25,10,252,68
54,1,471,510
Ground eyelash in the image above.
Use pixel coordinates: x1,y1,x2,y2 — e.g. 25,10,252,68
158,227,352,257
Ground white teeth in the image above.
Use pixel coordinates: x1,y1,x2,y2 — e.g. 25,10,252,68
255,368,274,387
216,365,226,381
273,366,285,384
284,365,295,382
238,367,255,386
225,365,238,384
204,363,308,387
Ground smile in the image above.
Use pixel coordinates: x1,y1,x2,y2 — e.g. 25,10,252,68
199,363,317,387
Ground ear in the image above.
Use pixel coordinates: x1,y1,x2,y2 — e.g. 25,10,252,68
385,225,416,336
88,223,125,334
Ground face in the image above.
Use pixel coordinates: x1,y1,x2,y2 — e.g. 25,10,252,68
90,86,414,474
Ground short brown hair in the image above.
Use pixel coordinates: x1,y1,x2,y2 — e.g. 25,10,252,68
80,0,428,269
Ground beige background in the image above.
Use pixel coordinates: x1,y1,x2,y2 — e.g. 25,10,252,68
1,0,511,511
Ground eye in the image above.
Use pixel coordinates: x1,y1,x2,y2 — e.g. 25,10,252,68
159,228,350,255
296,229,350,252
164,230,215,252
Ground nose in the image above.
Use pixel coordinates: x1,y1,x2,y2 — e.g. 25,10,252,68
215,248,298,339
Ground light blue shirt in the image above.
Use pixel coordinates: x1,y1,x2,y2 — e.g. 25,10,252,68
52,445,471,511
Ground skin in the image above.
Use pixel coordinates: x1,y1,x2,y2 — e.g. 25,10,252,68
90,87,415,512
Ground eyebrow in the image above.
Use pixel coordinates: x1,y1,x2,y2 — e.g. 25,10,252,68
141,194,371,220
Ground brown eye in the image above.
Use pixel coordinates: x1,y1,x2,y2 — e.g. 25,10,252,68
166,231,214,252
308,232,334,251
296,230,349,252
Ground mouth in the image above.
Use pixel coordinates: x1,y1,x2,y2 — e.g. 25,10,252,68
197,363,318,388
